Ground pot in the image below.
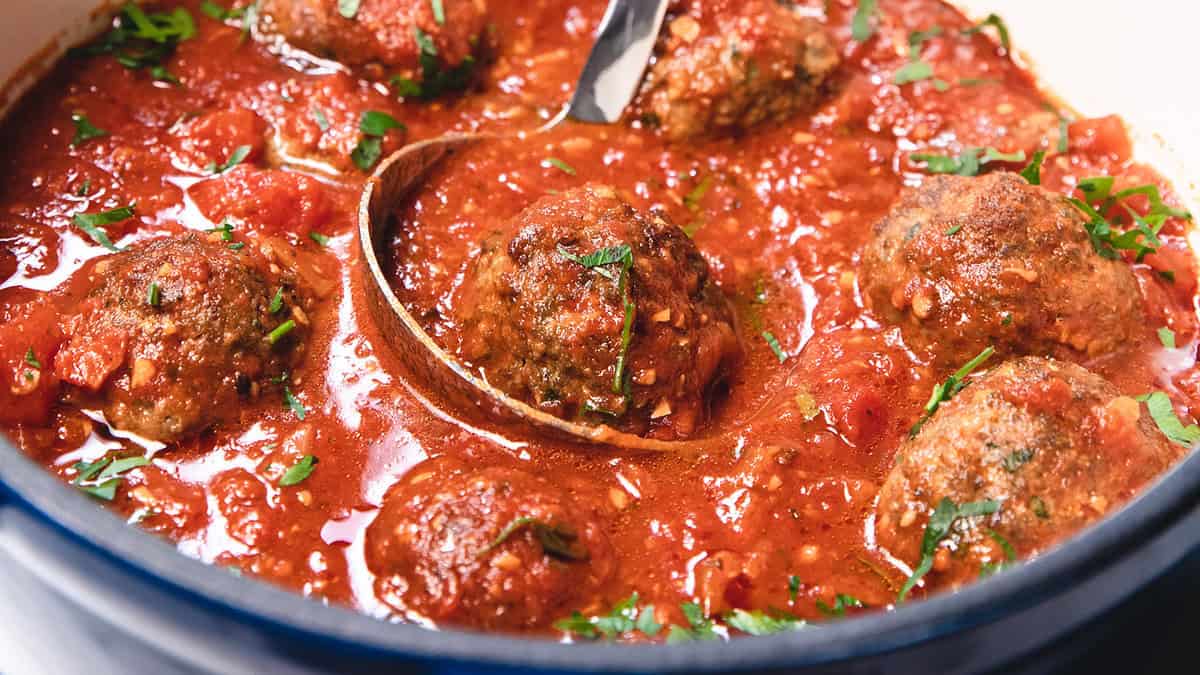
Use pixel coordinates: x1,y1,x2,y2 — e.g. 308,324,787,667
1,2,1198,673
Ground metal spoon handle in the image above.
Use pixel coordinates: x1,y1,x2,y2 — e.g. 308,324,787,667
566,0,671,123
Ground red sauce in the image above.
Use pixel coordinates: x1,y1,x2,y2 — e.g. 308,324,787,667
0,0,1196,637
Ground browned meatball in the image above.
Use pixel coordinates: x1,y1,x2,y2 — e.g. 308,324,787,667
453,185,741,439
54,234,308,442
861,173,1141,367
365,461,614,630
876,357,1180,592
632,0,838,140
258,0,486,86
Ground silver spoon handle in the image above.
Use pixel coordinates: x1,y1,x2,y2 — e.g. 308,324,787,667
566,0,671,124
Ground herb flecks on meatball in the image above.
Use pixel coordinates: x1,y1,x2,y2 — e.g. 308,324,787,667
862,172,1141,366
366,461,614,630
258,0,487,92
876,357,1181,596
54,233,309,442
453,185,741,439
633,0,839,140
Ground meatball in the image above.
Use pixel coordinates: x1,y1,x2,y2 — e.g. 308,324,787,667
632,0,838,140
54,234,308,442
861,173,1141,366
258,0,486,84
365,462,613,629
453,185,741,439
876,357,1180,591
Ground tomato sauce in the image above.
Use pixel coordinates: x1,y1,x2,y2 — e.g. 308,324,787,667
0,0,1196,637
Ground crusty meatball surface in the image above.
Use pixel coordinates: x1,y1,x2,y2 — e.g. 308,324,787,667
862,172,1141,366
876,357,1180,590
54,234,308,442
453,184,741,439
258,0,486,79
365,460,614,629
632,0,839,140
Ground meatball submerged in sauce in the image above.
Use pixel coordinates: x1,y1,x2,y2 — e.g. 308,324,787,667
633,0,839,140
258,0,486,84
453,185,741,439
862,172,1141,366
53,234,309,442
366,460,614,629
876,357,1181,591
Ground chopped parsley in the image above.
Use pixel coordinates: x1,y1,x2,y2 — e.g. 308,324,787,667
944,224,962,236
1019,149,1045,185
894,61,934,86
147,281,161,307
898,497,1001,602
666,602,719,643
208,144,251,173
1137,391,1200,447
283,385,307,420
77,180,92,197
338,0,361,19
430,0,446,25
309,232,330,247
544,157,576,175
788,574,801,603
279,455,317,486
556,243,636,395
269,287,285,314
200,1,247,21
209,221,234,241
267,319,296,345
24,348,41,370
1068,177,1192,261
762,331,787,363
554,593,661,640
72,454,149,501
963,13,1011,52
1158,327,1177,349
894,27,946,88
389,26,477,100
816,594,864,618
851,0,879,42
910,346,995,437
70,112,108,147
979,529,1017,578
73,204,135,251
478,516,588,561
352,111,405,171
725,609,806,635
910,147,1026,176
1030,496,1050,519
74,3,195,82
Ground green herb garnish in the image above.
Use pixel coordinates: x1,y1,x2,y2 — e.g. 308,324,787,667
70,112,108,147
963,13,1011,51
73,204,135,251
75,4,195,79
283,385,306,420
309,232,330,247
147,281,161,307
1137,391,1200,447
683,175,713,212
1030,496,1050,519
430,0,446,25
762,331,786,363
267,319,296,345
851,0,879,42
910,147,1026,176
554,593,661,640
24,347,41,370
910,346,995,437
897,497,1000,602
269,287,285,314
944,224,962,236
352,111,405,170
1019,149,1045,185
788,574,801,603
545,157,576,175
1158,327,1177,349
200,1,247,21
390,26,477,100
280,454,317,486
725,609,806,635
478,516,588,561
1068,177,1191,261
312,107,331,131
209,144,251,173
666,602,719,643
979,529,1017,578
816,593,864,618
1001,447,1033,472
